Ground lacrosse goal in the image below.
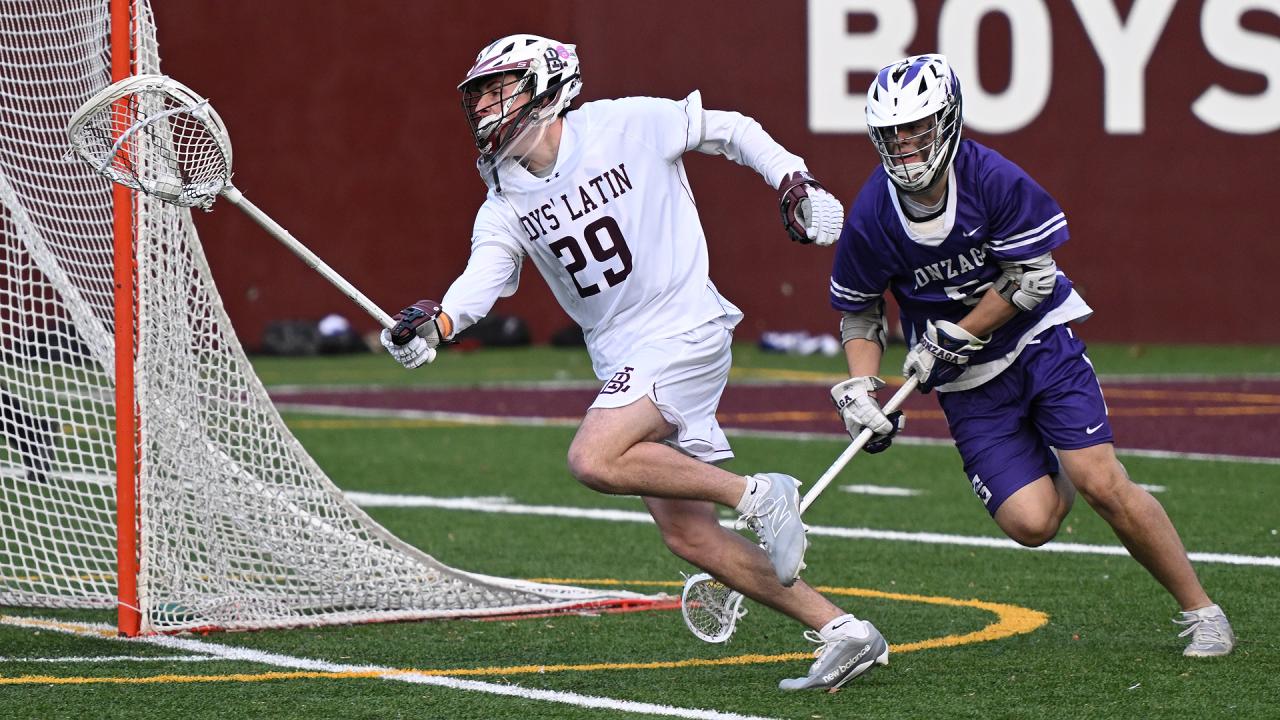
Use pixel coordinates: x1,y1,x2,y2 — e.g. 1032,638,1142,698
0,0,647,635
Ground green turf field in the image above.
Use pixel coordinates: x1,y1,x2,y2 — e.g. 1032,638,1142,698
248,341,1280,387
2,344,1276,720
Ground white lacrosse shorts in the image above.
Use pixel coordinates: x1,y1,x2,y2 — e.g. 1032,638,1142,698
589,319,735,464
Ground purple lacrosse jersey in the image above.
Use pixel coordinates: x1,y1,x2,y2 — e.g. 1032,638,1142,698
831,140,1089,387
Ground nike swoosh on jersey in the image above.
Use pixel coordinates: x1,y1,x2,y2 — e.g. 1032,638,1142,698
962,225,984,237
1086,423,1105,434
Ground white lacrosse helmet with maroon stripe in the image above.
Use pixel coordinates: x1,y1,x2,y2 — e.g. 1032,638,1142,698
458,34,581,168
865,54,963,194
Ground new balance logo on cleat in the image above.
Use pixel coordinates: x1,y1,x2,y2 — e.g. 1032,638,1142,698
736,473,807,586
754,497,795,540
779,621,889,692
823,643,872,683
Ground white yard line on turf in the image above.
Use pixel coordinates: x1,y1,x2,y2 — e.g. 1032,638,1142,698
274,403,1280,466
344,492,1280,569
0,655,217,663
0,616,779,720
840,484,923,496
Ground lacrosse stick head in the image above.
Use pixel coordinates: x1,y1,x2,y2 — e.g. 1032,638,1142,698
67,74,233,209
681,572,746,644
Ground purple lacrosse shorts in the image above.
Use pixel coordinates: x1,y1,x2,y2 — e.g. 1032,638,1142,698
937,324,1113,516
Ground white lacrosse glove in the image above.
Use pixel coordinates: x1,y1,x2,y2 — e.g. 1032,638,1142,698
778,171,844,247
830,376,906,454
831,374,895,436
380,329,434,369
380,298,447,369
831,376,892,435
903,319,989,393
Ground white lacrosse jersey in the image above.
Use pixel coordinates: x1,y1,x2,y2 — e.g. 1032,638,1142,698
443,91,805,378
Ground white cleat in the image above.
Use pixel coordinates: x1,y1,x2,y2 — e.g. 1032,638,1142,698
779,619,889,692
1175,604,1235,657
737,472,808,586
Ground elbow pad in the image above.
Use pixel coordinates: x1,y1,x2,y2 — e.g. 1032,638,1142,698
840,300,887,349
995,253,1057,312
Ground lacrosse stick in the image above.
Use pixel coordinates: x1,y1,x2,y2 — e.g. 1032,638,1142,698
800,375,920,513
681,572,746,644
64,75,420,355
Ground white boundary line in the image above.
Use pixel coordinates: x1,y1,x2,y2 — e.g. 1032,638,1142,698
144,634,780,720
746,430,1280,467
840,484,922,497
0,654,217,663
0,616,778,720
837,483,1163,496
276,402,1280,467
343,492,1280,569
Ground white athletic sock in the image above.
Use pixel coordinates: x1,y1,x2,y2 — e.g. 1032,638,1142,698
819,613,862,639
1190,603,1224,618
734,474,770,515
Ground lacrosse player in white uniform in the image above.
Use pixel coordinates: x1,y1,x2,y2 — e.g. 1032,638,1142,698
381,34,888,691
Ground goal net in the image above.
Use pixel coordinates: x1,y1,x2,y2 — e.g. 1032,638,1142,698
0,0,649,634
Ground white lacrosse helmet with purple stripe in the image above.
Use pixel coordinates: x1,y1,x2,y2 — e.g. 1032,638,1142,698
865,54,963,194
458,34,581,168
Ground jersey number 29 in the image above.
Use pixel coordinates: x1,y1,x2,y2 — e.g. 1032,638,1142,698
549,216,633,298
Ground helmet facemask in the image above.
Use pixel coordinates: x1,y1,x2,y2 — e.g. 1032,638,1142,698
868,98,962,194
462,72,543,165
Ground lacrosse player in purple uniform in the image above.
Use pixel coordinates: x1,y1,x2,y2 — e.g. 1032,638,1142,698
829,54,1233,657
382,34,889,690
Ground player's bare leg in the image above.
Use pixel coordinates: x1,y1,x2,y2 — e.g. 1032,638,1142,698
570,395,891,684
569,396,832,619
1057,443,1211,611
568,397,754,505
993,473,1076,548
649,502,892,690
993,458,1078,548
569,396,807,583
642,496,843,628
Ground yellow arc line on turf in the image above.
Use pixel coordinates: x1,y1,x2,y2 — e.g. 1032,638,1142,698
0,582,1046,686
3,615,118,638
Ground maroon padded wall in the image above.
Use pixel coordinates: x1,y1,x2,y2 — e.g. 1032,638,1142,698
152,1,1280,347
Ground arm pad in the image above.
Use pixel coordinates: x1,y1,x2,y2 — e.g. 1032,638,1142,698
840,300,887,349
995,252,1057,312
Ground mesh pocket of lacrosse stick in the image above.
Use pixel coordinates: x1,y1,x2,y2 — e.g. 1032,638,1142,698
67,73,233,209
681,572,746,644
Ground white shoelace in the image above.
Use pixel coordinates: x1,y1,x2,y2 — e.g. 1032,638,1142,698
1173,612,1228,645
801,629,833,664
734,495,786,546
